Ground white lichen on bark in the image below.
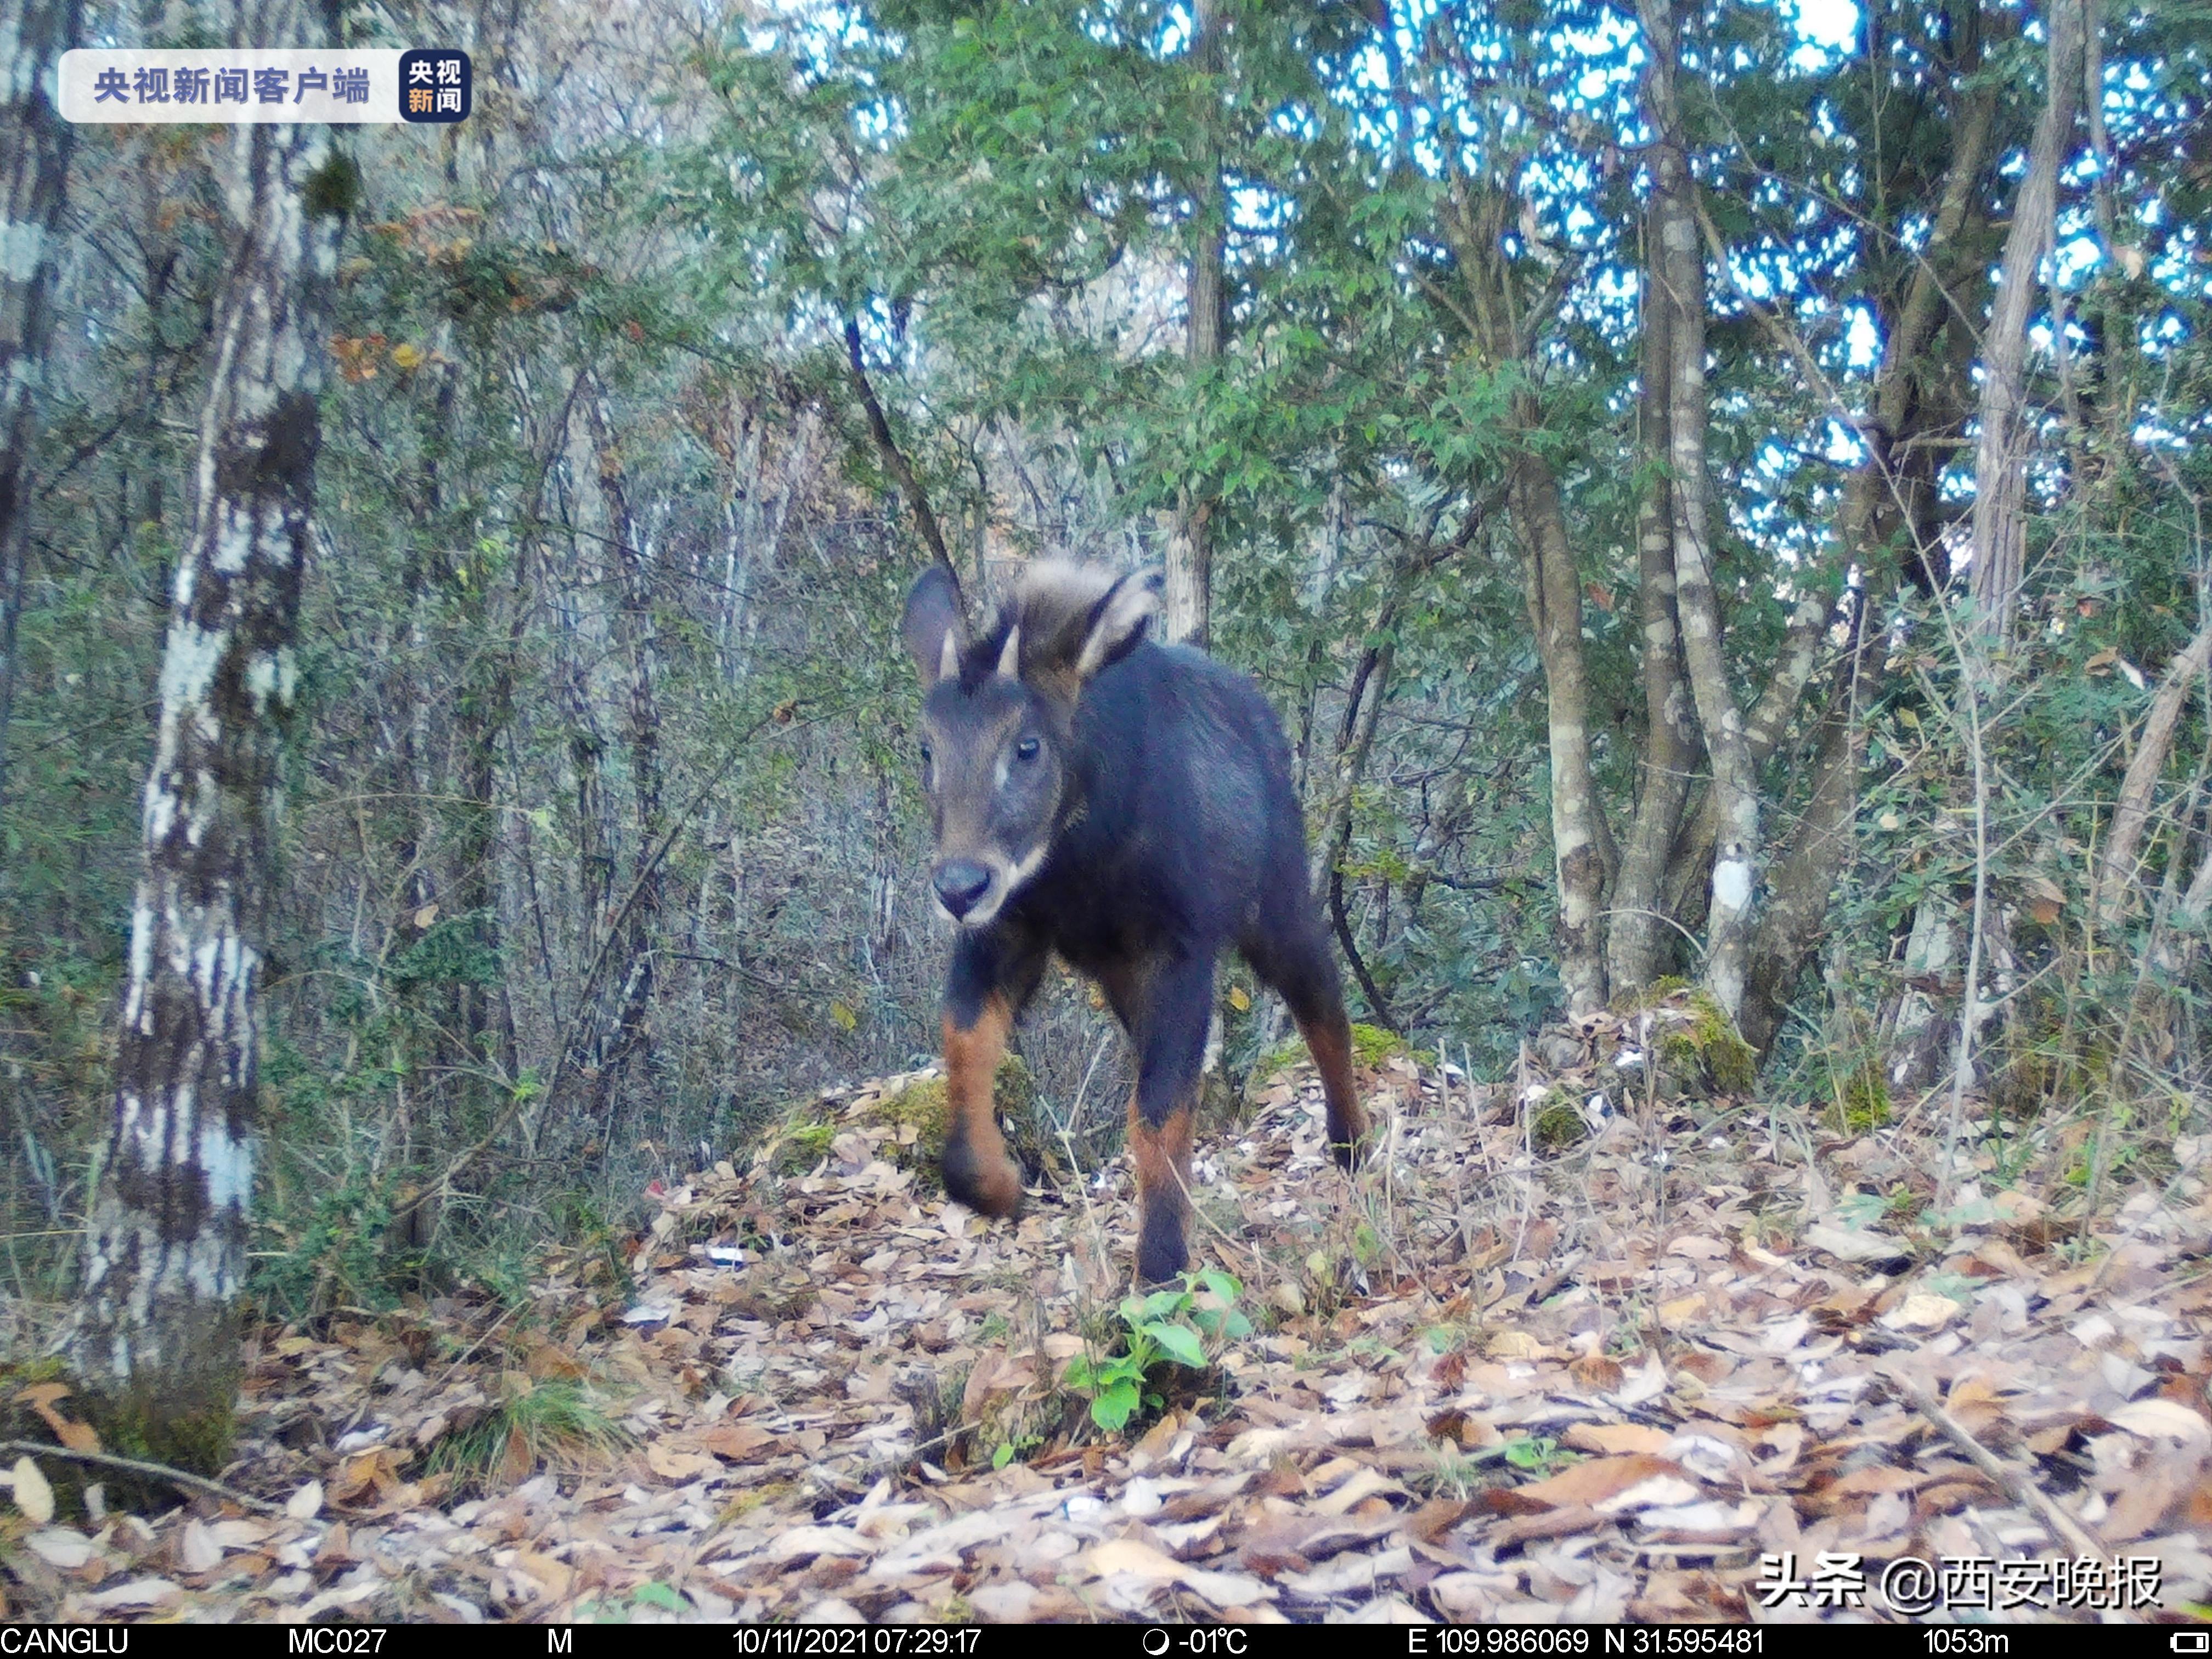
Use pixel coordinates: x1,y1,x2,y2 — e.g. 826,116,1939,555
1,0,83,816
70,0,343,1437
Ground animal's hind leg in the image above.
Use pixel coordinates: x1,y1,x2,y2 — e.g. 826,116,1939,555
1128,953,1214,1284
1246,924,1369,1168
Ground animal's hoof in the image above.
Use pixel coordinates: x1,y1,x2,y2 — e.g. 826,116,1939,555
943,1141,1025,1218
1329,1125,1369,1171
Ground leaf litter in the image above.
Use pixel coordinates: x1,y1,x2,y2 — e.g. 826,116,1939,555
8,1032,2212,1624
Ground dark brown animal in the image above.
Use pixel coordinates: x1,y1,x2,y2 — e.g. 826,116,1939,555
901,560,1368,1283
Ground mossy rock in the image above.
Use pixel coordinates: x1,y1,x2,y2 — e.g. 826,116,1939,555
764,1056,1046,1194
1254,1038,1305,1081
772,1116,841,1175
1634,987,1758,1098
1350,1022,1408,1067
1256,1021,1415,1084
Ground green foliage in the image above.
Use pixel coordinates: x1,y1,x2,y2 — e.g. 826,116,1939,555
1062,1271,1251,1434
9,0,2212,1382
1503,1435,1571,1475
990,1432,1043,1470
251,1177,400,1321
301,154,364,221
574,1582,689,1622
1418,1430,1580,1499
1348,1022,1409,1068
1833,1064,1892,1135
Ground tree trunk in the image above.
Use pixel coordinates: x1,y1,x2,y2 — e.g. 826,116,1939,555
0,0,82,821
1664,32,1996,1034
1740,653,1863,1055
1608,193,1700,998
1968,0,2085,634
1510,448,1610,1016
584,391,665,1124
2092,618,2212,932
1165,0,1223,648
70,0,346,1466
1641,0,1760,1025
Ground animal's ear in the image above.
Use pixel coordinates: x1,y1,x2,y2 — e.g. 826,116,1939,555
1073,569,1162,680
901,565,967,686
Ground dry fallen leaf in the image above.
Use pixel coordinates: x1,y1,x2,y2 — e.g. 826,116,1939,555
2111,1397,2212,1446
1883,1293,1960,1332
9,1457,54,1526
27,1528,95,1568
1516,1453,1692,1510
1564,1423,1673,1457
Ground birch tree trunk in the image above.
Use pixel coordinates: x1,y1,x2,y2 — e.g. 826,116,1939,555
1968,0,2085,634
1665,32,1996,1052
69,0,347,1464
0,0,82,821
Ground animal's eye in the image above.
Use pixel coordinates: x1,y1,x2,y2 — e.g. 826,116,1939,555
1015,737,1041,761
918,742,933,769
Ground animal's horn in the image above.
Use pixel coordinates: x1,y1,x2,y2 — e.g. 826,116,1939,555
996,625,1021,680
938,628,960,682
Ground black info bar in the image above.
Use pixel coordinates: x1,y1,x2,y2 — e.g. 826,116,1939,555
0,1626,2204,1659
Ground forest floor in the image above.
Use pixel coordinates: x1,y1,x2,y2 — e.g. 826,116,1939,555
8,1009,2212,1624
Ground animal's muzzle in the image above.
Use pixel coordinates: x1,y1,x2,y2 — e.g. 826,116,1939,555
932,859,994,920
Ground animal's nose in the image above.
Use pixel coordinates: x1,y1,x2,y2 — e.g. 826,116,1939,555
932,860,993,918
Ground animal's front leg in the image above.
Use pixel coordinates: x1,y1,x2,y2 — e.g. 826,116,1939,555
940,928,1041,1219
1129,953,1215,1284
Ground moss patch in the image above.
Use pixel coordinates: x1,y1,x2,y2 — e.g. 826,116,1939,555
760,1055,1043,1195
1626,985,1758,1098
302,153,365,219
1529,1088,1588,1151
1836,1063,1892,1134
1255,1036,1307,1081
2,1358,242,1514
1350,1022,1409,1067
1251,1021,1425,1086
772,1118,839,1175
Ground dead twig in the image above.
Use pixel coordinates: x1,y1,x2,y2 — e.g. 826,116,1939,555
0,1438,282,1515
1880,1371,2104,1558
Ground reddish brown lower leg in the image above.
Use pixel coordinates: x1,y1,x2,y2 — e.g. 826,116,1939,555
942,997,1024,1217
1299,1008,1369,1168
1129,1090,1195,1283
